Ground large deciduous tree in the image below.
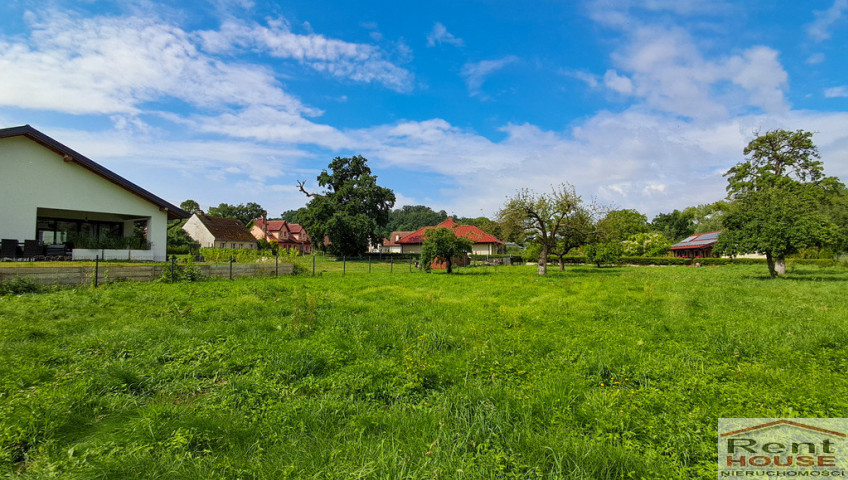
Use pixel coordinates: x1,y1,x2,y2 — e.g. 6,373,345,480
420,227,473,274
207,202,266,226
716,129,845,277
298,155,395,257
597,209,649,241
498,183,584,276
650,209,695,242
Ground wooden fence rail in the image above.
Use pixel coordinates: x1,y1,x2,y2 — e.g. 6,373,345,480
0,263,295,287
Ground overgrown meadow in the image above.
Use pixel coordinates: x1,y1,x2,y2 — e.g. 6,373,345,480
1,263,847,478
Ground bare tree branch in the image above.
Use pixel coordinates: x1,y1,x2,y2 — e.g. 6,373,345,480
297,180,319,198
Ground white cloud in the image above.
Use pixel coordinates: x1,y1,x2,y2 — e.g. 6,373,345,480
825,86,848,98
461,56,518,96
188,105,350,150
807,0,848,42
807,53,826,64
196,19,413,91
565,70,600,88
587,0,732,27
601,25,788,119
426,23,464,47
0,12,310,115
603,69,634,95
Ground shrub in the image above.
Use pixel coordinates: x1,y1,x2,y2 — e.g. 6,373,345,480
585,242,623,267
0,277,42,295
160,259,205,283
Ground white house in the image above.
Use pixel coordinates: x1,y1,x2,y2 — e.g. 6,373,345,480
0,125,187,261
183,213,257,249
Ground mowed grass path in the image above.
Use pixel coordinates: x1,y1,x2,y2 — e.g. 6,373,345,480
1,265,846,479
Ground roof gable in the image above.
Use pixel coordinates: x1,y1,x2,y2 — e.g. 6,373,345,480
0,125,188,219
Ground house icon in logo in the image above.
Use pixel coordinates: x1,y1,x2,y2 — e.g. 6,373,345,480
721,419,847,439
718,418,847,475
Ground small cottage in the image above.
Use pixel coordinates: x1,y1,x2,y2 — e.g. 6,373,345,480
183,213,257,249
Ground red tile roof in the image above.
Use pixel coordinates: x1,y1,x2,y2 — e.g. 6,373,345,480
254,219,306,234
396,218,504,245
383,231,414,247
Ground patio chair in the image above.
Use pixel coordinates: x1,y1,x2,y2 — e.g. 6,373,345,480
45,244,65,258
1,239,19,260
23,240,44,261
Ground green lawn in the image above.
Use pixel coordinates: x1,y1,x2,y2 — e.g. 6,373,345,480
1,264,847,479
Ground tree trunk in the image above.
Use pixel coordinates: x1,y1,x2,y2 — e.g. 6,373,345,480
558,255,565,271
538,245,548,276
766,252,779,277
774,256,786,276
446,257,452,274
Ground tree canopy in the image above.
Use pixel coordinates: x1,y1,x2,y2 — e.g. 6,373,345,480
298,155,395,256
597,209,649,242
385,205,448,234
499,183,585,275
650,210,695,243
716,129,845,276
420,227,472,274
207,202,266,226
179,200,200,215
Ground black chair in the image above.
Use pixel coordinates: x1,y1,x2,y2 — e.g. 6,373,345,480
23,240,44,261
1,239,19,260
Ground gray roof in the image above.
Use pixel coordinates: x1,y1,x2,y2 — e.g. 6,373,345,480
0,125,188,220
671,231,722,249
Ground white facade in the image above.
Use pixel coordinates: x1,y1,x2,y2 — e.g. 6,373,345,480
0,131,180,261
182,215,217,248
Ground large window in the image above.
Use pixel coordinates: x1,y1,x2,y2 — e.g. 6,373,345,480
36,217,124,245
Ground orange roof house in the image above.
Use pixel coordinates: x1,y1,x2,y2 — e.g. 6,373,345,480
395,218,504,256
251,218,312,254
378,231,414,253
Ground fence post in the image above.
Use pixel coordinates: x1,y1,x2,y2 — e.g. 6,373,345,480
391,256,393,273
94,255,99,288
409,258,412,273
312,255,316,276
369,255,371,273
275,252,279,277
343,256,346,275
171,255,176,283
229,256,233,280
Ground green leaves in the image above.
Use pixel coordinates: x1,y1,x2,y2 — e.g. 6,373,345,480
726,129,824,197
718,129,845,275
300,156,395,256
420,227,473,273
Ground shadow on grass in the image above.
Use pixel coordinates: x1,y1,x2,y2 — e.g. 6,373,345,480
742,271,848,282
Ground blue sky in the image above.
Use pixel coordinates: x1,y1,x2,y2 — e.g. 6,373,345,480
1,0,847,219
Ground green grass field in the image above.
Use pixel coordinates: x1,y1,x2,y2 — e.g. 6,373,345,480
1,264,847,479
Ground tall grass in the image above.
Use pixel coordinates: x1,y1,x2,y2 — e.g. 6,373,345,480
1,264,847,478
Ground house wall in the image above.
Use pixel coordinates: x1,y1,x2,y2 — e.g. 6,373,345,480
400,244,422,254
182,215,217,248
249,225,269,241
0,136,169,260
471,243,502,255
